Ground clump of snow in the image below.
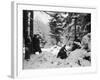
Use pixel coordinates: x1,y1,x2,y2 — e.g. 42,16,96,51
67,49,91,67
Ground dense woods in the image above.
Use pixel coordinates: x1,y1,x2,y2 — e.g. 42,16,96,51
46,12,91,46
23,10,91,69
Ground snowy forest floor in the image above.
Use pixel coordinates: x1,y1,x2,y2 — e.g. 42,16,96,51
23,48,91,69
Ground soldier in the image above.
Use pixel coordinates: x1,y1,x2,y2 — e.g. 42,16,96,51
32,34,42,54
57,45,68,59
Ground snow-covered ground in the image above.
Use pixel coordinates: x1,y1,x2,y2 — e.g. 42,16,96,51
23,46,91,69
41,45,61,55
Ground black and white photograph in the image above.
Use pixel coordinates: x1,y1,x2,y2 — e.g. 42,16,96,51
23,10,91,69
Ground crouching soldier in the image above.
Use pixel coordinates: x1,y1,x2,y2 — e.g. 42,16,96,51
57,45,68,59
